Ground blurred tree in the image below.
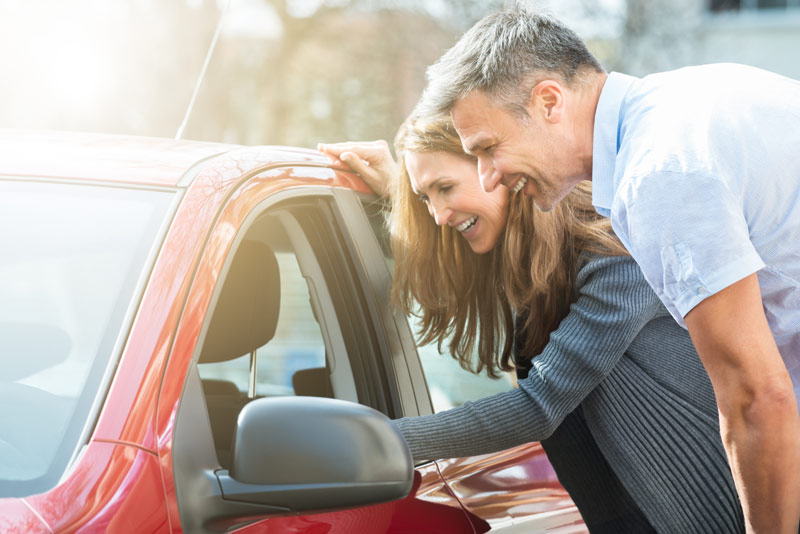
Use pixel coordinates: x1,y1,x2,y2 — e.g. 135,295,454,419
0,0,504,145
184,0,504,147
175,0,699,145
574,0,701,76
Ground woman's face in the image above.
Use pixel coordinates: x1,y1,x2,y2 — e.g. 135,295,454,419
405,150,508,254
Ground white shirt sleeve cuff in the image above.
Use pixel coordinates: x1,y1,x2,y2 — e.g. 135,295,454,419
674,249,765,320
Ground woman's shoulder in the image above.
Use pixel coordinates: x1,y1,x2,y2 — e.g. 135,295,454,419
575,252,667,316
576,252,644,284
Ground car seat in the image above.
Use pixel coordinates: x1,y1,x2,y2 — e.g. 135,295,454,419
198,239,280,468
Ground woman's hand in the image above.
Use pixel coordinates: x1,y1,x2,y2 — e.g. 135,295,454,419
318,140,398,198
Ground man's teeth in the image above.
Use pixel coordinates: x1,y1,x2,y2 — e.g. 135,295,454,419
456,216,478,232
511,176,528,194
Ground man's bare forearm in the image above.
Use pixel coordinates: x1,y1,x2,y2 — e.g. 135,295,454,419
717,372,800,533
686,274,800,533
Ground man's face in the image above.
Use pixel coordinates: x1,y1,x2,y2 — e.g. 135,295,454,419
451,89,580,212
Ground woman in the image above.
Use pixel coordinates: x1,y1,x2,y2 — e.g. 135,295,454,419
319,114,744,534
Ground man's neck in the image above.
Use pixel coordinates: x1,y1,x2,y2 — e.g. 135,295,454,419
575,71,608,181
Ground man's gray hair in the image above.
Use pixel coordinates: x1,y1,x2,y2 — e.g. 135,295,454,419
420,8,603,117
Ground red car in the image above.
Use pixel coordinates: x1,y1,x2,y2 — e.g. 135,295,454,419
0,130,585,533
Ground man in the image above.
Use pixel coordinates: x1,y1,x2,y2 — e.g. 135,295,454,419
418,8,800,534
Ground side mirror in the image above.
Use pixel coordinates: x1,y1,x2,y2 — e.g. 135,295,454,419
219,397,413,510
193,397,413,532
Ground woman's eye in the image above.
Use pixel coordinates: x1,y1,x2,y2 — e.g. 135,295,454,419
439,185,452,194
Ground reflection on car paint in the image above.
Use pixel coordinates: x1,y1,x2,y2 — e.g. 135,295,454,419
438,444,587,533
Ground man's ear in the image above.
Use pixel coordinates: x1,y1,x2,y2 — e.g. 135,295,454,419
527,80,564,123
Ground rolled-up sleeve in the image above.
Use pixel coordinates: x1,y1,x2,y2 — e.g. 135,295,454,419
611,170,764,326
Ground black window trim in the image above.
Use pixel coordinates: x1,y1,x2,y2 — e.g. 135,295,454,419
329,188,434,418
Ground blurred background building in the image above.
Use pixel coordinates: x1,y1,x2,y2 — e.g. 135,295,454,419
1,0,799,148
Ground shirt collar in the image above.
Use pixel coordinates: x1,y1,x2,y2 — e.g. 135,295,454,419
592,72,637,216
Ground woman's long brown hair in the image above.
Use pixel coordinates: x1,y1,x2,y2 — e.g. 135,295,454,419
389,113,627,376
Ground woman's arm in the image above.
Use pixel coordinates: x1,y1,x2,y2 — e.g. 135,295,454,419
394,255,663,462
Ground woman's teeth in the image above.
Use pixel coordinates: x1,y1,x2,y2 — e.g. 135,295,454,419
511,176,528,194
456,216,478,233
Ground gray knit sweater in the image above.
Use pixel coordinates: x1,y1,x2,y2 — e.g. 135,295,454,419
393,255,744,534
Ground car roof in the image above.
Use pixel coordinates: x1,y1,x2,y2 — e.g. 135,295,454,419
0,130,335,188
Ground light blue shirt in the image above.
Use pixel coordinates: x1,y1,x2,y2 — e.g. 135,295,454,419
592,64,800,400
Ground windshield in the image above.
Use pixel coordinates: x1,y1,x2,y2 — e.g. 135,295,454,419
0,180,175,497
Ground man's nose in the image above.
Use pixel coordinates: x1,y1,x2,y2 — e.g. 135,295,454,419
478,155,501,192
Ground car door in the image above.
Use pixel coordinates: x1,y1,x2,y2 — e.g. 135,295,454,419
351,192,587,533
163,164,476,534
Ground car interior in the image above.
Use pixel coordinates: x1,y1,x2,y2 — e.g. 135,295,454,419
197,238,282,468
196,206,355,469
172,193,408,533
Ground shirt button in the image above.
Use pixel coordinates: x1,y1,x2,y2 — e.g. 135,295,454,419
697,287,707,295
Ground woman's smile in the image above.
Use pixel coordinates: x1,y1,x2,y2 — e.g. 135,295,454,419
455,215,478,233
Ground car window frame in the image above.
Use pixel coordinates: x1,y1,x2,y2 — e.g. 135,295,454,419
171,179,430,529
332,189,435,418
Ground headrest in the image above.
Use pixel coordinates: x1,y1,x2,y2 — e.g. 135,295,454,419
201,379,242,397
199,240,280,364
291,367,333,398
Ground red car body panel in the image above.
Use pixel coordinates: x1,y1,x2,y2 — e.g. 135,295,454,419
0,499,50,534
227,466,476,534
0,130,584,533
24,442,170,533
0,130,231,186
437,445,585,533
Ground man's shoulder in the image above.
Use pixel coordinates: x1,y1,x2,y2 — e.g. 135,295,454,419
615,68,733,181
623,63,793,126
633,63,776,93
616,62,797,185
